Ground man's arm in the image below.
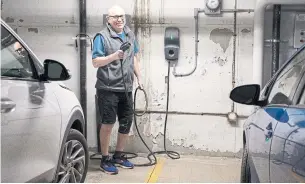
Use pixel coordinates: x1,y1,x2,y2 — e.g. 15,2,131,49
92,54,118,68
91,34,122,68
134,53,143,89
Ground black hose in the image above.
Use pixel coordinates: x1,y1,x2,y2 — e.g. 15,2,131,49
90,59,180,166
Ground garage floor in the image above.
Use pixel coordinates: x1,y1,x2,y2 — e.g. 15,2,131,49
85,153,241,183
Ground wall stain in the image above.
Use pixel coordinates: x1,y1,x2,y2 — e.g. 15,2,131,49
132,0,139,38
156,115,162,121
153,136,243,158
104,129,243,158
213,56,228,66
71,15,76,24
28,28,38,33
241,28,251,33
5,17,14,23
142,0,152,39
19,19,24,22
128,113,244,157
209,28,233,53
159,0,165,24
132,0,152,38
202,68,207,76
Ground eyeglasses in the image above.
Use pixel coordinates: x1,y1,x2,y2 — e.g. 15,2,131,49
15,47,26,57
108,15,125,21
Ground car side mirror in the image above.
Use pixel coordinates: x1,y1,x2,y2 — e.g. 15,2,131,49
41,59,71,81
229,84,261,106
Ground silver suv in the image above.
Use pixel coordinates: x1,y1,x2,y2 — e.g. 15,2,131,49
1,19,89,182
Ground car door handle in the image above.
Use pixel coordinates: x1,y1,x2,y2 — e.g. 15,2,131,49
266,122,272,130
265,122,273,140
1,98,16,113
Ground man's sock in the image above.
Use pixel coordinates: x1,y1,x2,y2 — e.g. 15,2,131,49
113,151,123,158
101,155,109,162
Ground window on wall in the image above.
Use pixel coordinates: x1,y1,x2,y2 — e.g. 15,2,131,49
1,25,33,79
268,48,305,105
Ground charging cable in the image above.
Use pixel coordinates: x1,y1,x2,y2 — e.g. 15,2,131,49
90,42,180,166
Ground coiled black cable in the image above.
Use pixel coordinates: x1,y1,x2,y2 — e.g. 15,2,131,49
90,59,180,166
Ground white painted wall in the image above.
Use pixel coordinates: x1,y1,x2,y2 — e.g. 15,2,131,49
2,0,272,157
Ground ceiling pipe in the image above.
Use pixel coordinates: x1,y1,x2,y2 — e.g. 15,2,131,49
253,0,305,86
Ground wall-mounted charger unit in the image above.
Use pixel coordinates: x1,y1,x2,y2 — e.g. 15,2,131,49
164,27,180,61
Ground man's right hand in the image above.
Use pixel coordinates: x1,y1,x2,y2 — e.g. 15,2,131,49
113,50,124,60
92,50,124,68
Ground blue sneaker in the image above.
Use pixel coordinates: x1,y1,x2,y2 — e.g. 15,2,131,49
113,153,134,169
100,156,118,175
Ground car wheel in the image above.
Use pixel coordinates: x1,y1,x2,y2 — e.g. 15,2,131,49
240,143,251,183
55,129,89,183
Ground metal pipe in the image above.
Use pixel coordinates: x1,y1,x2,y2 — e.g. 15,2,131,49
173,8,254,77
173,8,199,77
79,0,87,138
271,5,281,76
134,109,249,119
221,9,254,13
253,0,305,86
231,0,237,112
266,5,305,12
198,8,254,13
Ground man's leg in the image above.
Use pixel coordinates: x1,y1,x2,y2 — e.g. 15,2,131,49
97,89,119,174
115,132,128,152
112,91,134,169
100,124,114,157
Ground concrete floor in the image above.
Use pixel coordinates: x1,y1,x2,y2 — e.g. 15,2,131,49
85,153,241,183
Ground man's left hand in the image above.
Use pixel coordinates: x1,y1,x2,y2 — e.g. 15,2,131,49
137,78,144,90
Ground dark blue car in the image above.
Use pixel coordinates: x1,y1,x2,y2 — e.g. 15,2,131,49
230,44,305,183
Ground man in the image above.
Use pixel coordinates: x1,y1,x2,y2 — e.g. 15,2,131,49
92,5,142,175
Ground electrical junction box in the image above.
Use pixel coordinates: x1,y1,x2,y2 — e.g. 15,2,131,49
204,0,222,15
164,27,180,61
294,14,305,49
